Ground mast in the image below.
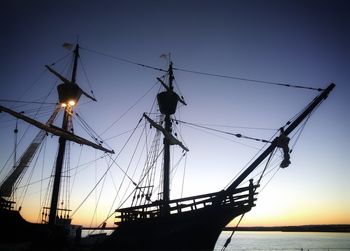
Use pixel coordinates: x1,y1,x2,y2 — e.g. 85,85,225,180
156,62,177,214
224,83,335,194
48,44,80,225
163,62,174,212
0,42,113,214
163,62,175,206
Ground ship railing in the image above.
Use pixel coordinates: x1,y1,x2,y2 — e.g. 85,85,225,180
221,184,259,208
0,197,16,210
115,183,259,224
41,206,72,225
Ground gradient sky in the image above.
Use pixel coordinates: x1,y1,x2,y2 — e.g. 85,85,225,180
0,0,349,227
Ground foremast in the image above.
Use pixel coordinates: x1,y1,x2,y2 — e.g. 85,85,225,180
0,44,114,225
48,44,79,225
45,43,111,224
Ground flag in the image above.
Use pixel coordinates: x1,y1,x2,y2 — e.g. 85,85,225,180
62,43,74,50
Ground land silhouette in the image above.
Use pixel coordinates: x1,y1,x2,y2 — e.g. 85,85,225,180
225,224,350,232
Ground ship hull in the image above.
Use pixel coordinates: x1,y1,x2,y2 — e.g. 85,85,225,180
0,208,70,250
99,203,252,250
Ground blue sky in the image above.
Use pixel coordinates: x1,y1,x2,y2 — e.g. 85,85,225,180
0,0,349,226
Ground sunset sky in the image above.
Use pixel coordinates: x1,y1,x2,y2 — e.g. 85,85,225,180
0,0,349,227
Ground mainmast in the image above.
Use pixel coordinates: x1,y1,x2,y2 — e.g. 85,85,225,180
48,44,80,225
155,62,186,214
160,62,174,213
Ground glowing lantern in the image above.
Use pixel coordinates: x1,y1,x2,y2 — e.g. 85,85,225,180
57,83,82,107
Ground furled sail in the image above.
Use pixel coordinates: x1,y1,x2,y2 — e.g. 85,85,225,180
0,106,60,197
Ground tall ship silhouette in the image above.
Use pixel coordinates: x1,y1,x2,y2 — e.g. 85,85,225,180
0,43,335,250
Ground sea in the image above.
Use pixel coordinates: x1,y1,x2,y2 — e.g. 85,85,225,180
214,231,350,251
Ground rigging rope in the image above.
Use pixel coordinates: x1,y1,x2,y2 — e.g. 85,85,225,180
222,106,315,250
173,67,323,92
0,99,57,105
100,82,158,136
259,165,281,194
15,154,107,191
74,112,113,150
87,131,164,233
8,68,49,107
36,138,47,222
80,46,323,91
175,119,271,143
99,146,164,231
81,47,167,72
121,122,146,206
89,161,108,230
131,118,161,207
222,149,276,251
6,49,70,111
78,56,97,100
221,213,245,251
0,89,58,188
17,138,45,208
70,146,83,195
71,152,124,217
71,116,143,217
180,154,187,198
13,119,19,168
48,51,72,67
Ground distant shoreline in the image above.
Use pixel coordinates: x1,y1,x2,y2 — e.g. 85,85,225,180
224,224,350,233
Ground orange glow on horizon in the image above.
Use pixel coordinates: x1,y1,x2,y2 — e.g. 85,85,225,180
229,202,350,227
19,198,350,228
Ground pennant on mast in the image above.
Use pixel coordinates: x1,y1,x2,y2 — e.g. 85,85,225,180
62,42,74,51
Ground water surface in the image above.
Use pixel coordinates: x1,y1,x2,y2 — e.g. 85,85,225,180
214,231,350,251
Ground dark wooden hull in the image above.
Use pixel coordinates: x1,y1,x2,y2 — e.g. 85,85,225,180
98,203,252,250
1,185,256,250
0,208,67,250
